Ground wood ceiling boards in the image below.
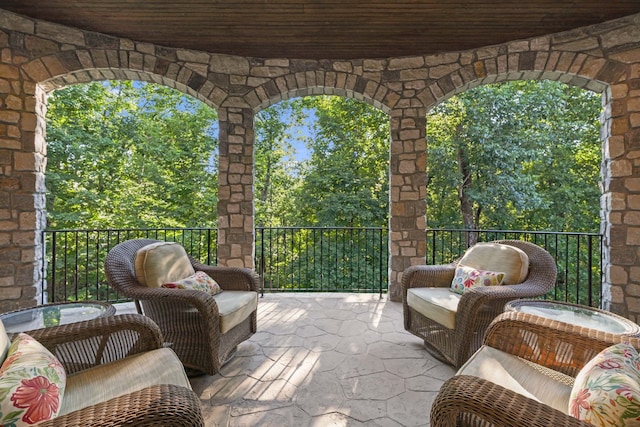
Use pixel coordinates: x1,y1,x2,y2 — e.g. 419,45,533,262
2,1,640,59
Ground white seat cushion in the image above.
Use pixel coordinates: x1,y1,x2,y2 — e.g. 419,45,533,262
60,347,191,416
407,287,461,330
458,345,573,413
213,291,258,333
459,243,529,285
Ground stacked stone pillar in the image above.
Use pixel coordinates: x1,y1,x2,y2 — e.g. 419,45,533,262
0,54,46,311
602,75,640,321
217,106,255,268
388,107,427,301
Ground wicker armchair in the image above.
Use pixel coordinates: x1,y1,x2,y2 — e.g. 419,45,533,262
105,238,259,375
27,314,204,426
430,310,640,427
402,240,556,368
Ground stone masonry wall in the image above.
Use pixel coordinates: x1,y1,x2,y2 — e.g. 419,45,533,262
1,9,640,314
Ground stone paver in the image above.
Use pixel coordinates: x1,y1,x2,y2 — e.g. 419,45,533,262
188,293,455,426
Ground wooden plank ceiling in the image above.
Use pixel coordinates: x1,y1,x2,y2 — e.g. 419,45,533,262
3,1,640,60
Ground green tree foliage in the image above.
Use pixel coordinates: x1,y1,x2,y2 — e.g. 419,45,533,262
254,101,306,226
45,80,602,299
426,80,602,232
46,81,219,229
292,96,390,227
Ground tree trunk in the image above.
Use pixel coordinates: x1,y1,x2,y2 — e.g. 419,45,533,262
456,137,478,246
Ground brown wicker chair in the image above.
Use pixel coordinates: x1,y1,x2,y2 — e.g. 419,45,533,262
105,238,259,375
430,310,640,427
30,314,204,426
402,240,557,368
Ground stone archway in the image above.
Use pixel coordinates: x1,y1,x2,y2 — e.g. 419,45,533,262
245,75,421,302
2,36,229,311
412,43,635,317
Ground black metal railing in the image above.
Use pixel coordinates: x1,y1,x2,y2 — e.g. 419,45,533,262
41,227,602,307
41,228,217,304
256,226,389,295
426,229,603,307
41,226,389,302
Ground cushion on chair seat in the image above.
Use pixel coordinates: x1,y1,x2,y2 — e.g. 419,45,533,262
213,291,258,333
459,243,529,285
407,288,461,330
59,347,191,416
458,345,573,413
134,242,196,288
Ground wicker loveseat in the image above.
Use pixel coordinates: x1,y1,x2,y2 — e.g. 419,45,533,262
0,314,203,426
430,310,640,427
402,240,556,368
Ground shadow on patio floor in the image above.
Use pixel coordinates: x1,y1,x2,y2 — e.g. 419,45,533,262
186,293,455,427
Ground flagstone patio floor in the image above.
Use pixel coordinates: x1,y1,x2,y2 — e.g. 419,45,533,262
195,293,457,427
121,293,456,426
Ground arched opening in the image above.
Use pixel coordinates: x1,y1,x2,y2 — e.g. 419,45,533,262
43,79,219,302
253,95,391,293
424,78,604,306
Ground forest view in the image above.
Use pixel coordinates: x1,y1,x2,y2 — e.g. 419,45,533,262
46,79,601,233
42,79,602,299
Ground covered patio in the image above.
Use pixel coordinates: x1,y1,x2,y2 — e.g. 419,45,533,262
117,293,454,426
2,2,640,425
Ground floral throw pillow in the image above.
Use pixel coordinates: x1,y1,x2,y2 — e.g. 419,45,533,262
569,342,640,427
0,333,66,426
162,271,222,295
450,265,505,294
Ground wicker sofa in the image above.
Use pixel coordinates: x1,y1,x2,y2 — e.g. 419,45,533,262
430,310,640,427
0,314,203,426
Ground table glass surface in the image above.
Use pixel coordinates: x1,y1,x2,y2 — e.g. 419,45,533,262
0,303,110,333
511,301,637,334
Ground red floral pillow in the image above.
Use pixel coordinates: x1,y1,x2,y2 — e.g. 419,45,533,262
0,333,66,425
569,343,640,426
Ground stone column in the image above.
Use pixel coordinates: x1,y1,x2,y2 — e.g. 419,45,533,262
601,79,640,322
217,106,255,269
388,106,427,301
0,63,46,311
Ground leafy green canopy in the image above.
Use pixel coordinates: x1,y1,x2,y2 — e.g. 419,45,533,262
426,80,602,232
46,80,601,234
254,96,391,227
46,81,219,229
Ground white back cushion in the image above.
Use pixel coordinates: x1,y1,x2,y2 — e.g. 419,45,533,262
459,243,529,285
134,242,195,288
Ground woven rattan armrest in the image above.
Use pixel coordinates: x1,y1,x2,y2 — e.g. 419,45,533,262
37,384,204,427
430,375,591,427
402,263,457,293
27,314,164,374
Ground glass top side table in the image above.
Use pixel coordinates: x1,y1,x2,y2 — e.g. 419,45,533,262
505,299,640,336
0,301,116,334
